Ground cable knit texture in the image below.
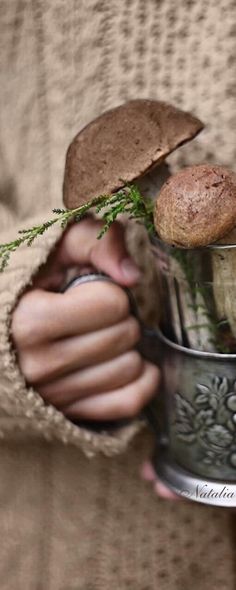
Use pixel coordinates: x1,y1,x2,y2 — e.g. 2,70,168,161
0,0,235,588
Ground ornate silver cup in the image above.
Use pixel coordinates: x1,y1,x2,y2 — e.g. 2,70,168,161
150,239,236,507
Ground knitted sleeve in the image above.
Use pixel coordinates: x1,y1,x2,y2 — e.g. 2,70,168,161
0,215,145,457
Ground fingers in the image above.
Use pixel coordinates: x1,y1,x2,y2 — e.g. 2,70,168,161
62,361,160,420
141,461,180,501
12,281,131,345
141,461,157,482
153,480,181,500
19,316,141,384
54,218,141,286
37,351,144,407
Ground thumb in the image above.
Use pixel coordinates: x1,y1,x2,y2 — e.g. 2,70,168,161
57,217,141,287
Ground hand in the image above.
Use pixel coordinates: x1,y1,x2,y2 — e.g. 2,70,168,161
11,218,160,421
140,462,180,500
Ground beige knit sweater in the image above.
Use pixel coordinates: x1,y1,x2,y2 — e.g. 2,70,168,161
0,1,235,589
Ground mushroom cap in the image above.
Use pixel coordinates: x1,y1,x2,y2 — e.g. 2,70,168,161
154,164,236,248
63,99,204,209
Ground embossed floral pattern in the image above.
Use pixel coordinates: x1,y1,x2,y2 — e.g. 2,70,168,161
174,376,236,467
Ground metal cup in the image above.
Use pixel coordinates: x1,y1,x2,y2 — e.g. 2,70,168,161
150,238,236,507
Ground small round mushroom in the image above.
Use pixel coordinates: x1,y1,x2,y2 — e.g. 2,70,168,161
63,99,203,209
154,164,236,248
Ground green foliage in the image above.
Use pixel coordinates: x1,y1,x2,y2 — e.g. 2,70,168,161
0,184,154,271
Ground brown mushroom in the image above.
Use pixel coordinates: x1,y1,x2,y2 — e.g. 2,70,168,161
154,164,236,248
63,99,203,209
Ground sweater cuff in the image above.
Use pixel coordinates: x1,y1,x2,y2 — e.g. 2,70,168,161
0,218,144,456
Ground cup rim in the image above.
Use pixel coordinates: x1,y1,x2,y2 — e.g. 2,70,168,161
156,328,236,360
151,234,236,251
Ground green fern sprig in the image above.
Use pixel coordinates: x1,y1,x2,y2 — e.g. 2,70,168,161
0,184,154,271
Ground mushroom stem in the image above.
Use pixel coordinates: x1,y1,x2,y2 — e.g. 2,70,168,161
170,255,200,348
166,268,183,345
212,230,236,339
169,254,215,351
194,289,216,352
135,163,171,199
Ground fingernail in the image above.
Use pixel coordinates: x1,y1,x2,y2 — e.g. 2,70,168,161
121,257,141,281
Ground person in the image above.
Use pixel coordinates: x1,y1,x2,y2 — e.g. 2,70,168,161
0,1,235,588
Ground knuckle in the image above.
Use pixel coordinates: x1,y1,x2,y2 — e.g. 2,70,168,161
11,290,48,347
103,283,130,321
11,300,28,346
126,350,143,376
114,288,130,320
11,316,36,348
148,363,161,390
19,353,42,384
126,316,141,345
143,363,160,401
28,290,50,319
11,313,24,347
